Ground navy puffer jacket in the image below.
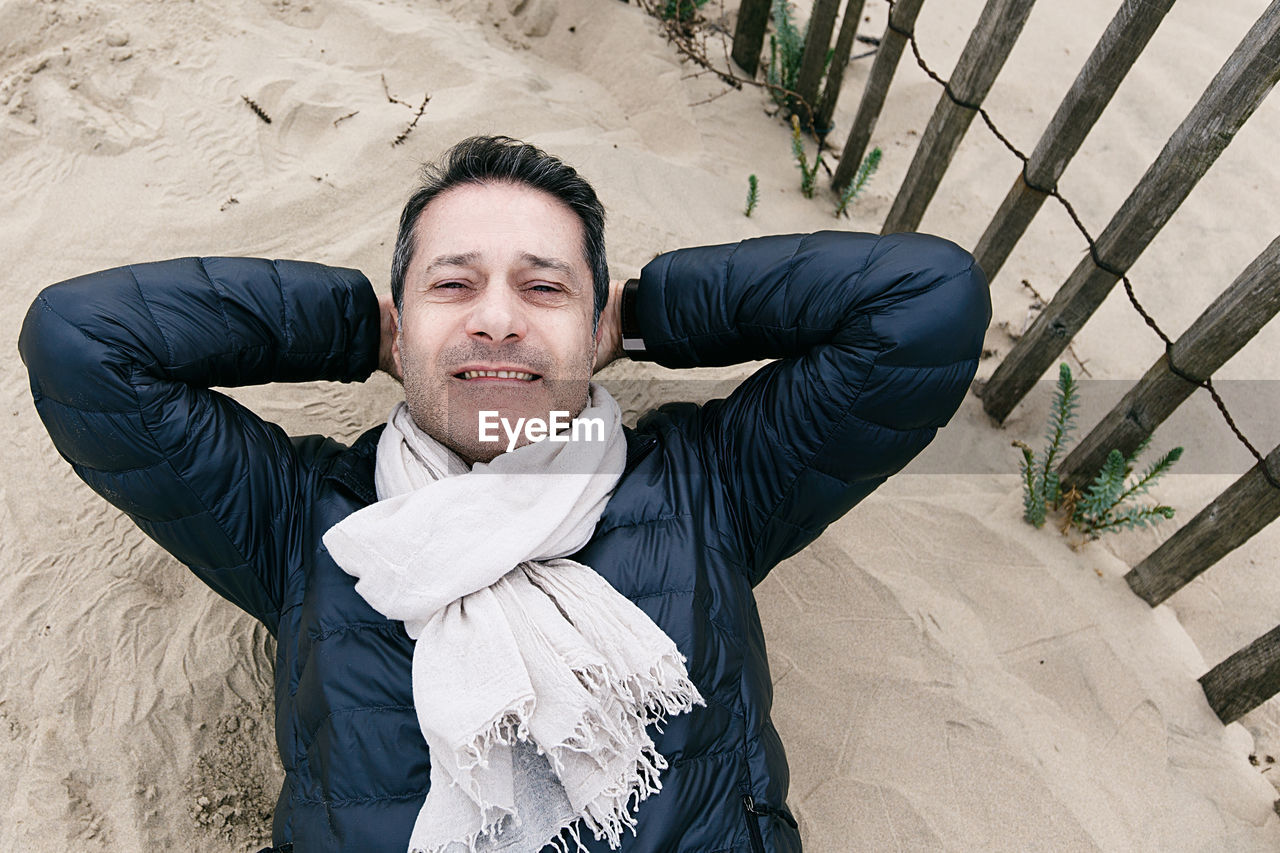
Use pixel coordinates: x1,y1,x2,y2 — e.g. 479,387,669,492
19,231,990,852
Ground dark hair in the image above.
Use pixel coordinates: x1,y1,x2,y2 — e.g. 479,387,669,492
389,135,609,331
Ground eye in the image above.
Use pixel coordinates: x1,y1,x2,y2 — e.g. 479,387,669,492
526,281,564,294
435,280,468,289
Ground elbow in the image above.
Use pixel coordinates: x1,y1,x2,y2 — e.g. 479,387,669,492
851,235,992,430
935,249,992,367
19,275,143,411
20,283,163,473
19,287,76,395
869,233,992,368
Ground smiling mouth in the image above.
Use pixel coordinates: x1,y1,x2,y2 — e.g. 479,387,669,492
454,369,541,381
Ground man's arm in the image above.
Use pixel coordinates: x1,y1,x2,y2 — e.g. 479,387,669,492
18,257,381,631
624,231,991,584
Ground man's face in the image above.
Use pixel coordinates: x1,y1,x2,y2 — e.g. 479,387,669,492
392,181,598,465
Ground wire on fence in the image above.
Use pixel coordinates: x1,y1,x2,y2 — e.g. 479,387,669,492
882,0,1280,490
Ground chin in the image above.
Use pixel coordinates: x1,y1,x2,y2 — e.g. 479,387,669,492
457,443,504,466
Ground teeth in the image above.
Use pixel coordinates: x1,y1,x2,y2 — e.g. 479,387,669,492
461,370,536,380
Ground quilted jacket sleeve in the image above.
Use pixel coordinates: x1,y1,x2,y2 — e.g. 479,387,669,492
18,257,381,632
631,231,991,584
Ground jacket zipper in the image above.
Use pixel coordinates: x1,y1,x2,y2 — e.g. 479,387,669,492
743,795,767,853
744,794,799,852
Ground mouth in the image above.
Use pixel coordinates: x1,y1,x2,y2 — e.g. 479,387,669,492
453,368,542,382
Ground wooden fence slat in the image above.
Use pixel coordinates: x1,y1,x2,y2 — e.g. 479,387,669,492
1199,625,1280,724
880,0,1038,235
831,0,927,193
1126,442,1280,607
972,0,1176,281
795,0,843,124
814,0,867,135
732,0,773,77
980,1,1280,423
1058,235,1280,492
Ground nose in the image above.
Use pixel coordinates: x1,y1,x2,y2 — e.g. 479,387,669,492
465,281,527,344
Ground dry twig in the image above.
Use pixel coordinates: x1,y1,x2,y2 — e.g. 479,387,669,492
241,95,272,124
392,94,431,147
381,74,412,107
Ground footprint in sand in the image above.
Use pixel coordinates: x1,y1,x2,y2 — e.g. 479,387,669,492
187,702,281,849
63,769,111,845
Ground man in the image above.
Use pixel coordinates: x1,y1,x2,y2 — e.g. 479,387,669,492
19,135,990,852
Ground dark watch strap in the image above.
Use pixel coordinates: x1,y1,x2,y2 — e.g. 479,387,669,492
620,277,648,358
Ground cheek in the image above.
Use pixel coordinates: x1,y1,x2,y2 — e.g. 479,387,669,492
398,320,440,364
565,311,596,353
396,337,430,382
558,328,594,369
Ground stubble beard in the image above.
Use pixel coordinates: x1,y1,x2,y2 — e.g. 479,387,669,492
398,346,595,466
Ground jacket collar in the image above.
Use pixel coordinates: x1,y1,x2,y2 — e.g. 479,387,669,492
324,422,658,506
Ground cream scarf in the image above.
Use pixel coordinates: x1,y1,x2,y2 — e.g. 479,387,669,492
322,384,704,853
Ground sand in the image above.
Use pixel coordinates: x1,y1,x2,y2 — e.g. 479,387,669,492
2,0,1279,848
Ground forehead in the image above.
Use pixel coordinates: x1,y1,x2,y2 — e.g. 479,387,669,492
412,182,587,271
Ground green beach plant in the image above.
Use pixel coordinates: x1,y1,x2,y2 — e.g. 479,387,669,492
660,0,709,24
767,0,804,110
1013,363,1181,537
834,147,882,217
745,174,760,217
1014,363,1077,527
790,115,822,198
1065,442,1181,535
767,0,834,123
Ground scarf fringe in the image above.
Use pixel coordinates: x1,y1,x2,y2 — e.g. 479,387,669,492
411,806,519,853
547,817,588,853
456,700,535,773
573,745,668,847
441,649,702,851
632,658,704,724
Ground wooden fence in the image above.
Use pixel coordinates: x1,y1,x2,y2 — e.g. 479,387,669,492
729,0,1280,724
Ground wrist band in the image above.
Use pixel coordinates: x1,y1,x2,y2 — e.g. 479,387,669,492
620,277,647,358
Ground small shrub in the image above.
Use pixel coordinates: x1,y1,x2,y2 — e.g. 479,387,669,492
790,115,822,198
660,0,709,23
1013,363,1181,537
745,174,760,217
1064,443,1181,535
1014,363,1078,527
767,0,804,110
767,0,834,123
834,147,881,217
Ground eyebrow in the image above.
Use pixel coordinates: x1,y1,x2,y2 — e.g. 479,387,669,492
419,251,579,282
518,252,576,279
421,252,480,276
